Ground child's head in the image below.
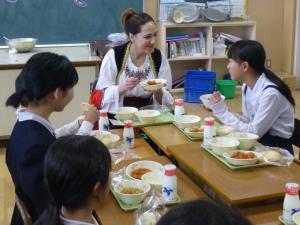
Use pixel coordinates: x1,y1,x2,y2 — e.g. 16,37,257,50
45,135,111,210
226,40,266,81
6,52,78,109
156,199,252,225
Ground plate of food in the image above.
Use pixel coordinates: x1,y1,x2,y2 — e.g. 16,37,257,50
126,160,164,180
223,151,262,166
140,79,167,91
184,126,204,138
90,130,120,148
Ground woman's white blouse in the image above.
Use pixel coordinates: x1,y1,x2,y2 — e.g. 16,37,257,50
96,49,174,113
211,73,294,138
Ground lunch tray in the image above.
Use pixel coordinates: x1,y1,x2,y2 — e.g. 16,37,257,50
278,215,295,225
111,189,181,211
201,144,270,170
113,111,175,128
173,120,222,141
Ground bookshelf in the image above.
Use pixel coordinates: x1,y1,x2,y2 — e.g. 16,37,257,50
157,21,256,91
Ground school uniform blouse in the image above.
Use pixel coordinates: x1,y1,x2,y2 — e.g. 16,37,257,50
96,49,174,113
211,73,294,139
6,111,93,223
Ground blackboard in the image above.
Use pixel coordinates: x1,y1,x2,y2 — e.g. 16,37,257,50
0,0,143,45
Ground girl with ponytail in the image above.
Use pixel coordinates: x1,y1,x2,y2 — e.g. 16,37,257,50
34,135,111,225
209,40,295,153
6,52,100,224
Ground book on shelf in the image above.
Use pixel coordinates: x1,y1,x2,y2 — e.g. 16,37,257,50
166,32,206,59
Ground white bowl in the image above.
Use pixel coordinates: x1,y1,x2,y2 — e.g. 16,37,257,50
227,132,259,150
184,126,204,138
200,94,225,110
113,179,151,205
140,79,167,91
91,130,120,148
6,38,37,53
293,211,300,225
223,151,262,166
208,137,240,156
135,110,160,123
126,160,164,180
116,107,138,121
141,172,163,192
216,125,234,136
175,115,201,129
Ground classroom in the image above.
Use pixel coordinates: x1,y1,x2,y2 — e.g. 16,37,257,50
1,0,300,224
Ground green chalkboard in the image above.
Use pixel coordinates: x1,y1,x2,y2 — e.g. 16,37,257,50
0,0,143,45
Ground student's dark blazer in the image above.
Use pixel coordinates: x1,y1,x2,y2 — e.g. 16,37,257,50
6,120,56,224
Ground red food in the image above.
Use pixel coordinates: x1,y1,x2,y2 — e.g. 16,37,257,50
231,152,256,159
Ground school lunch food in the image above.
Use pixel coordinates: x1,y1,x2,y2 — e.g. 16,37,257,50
263,150,282,162
188,127,204,132
230,151,257,159
126,160,164,181
130,168,152,180
147,80,162,85
120,187,144,195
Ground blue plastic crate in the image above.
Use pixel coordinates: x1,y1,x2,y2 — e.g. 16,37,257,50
184,70,216,91
184,88,214,103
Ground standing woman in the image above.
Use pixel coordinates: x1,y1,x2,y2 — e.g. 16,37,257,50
209,40,295,153
96,8,174,113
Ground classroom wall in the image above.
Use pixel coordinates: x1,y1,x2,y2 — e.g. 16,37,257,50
144,0,296,74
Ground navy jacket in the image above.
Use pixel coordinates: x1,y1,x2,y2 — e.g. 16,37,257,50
6,120,56,224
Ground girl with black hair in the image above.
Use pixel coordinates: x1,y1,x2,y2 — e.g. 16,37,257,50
6,52,100,225
156,199,252,225
96,8,174,112
209,40,295,153
34,135,111,225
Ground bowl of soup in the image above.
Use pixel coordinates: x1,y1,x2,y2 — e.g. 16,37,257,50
126,160,164,181
227,132,259,150
135,110,160,124
113,179,151,205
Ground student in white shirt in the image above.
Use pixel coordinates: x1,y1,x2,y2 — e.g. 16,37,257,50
6,52,99,224
34,135,111,225
209,40,295,153
96,8,174,113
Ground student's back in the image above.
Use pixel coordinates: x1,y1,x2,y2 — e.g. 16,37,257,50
7,120,56,222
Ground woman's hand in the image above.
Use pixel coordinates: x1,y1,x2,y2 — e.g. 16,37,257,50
84,106,99,124
118,77,141,95
209,91,223,105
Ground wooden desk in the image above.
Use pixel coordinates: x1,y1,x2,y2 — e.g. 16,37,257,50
167,142,300,205
95,156,208,225
141,124,192,155
110,129,158,159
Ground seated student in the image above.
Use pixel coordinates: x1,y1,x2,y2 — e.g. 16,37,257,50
6,52,99,225
96,8,174,113
156,199,252,225
34,135,111,225
209,40,295,153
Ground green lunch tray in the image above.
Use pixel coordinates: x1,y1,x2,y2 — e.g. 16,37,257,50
113,111,175,128
278,215,295,225
173,120,222,141
201,144,270,170
111,189,181,211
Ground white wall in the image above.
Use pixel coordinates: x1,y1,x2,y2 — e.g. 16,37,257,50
294,0,300,89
